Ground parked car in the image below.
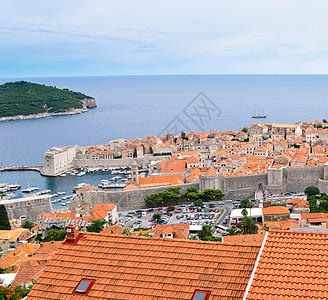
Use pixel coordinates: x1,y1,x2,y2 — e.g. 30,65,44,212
155,207,163,210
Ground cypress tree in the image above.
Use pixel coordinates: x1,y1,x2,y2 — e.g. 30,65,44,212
0,204,10,230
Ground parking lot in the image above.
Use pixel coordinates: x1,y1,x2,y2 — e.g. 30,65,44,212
120,201,234,232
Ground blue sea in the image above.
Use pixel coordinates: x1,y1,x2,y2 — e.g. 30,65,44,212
0,75,328,208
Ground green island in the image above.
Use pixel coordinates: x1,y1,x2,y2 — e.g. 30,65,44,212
0,81,96,120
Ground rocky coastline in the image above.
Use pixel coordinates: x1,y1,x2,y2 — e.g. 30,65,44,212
0,98,97,122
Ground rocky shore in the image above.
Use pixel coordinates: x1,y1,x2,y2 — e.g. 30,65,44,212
0,98,97,122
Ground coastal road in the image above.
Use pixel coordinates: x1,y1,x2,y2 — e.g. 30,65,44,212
213,202,233,237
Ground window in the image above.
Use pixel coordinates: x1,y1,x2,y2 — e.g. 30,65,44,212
73,279,95,295
191,290,211,300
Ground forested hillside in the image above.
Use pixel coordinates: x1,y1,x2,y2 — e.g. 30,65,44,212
0,81,93,117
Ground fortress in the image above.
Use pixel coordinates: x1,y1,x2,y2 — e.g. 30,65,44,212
1,195,53,222
69,164,328,212
42,145,169,176
3,164,328,220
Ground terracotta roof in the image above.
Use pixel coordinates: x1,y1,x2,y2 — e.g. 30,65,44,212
101,225,124,235
0,255,21,269
246,230,328,299
300,212,328,220
91,203,117,212
286,198,309,208
157,159,186,174
83,210,108,222
28,233,260,300
262,206,290,215
222,234,265,246
205,168,217,176
139,174,184,188
262,220,299,230
12,259,47,287
122,182,138,191
6,243,40,258
34,241,61,257
0,228,29,242
153,223,189,239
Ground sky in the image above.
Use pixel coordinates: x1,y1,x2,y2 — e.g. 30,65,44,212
1,0,328,77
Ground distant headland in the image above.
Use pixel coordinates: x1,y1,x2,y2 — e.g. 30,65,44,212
0,81,97,122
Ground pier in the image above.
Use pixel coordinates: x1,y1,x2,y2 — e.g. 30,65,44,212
0,165,44,173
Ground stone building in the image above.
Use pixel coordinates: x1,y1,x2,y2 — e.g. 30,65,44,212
43,146,77,176
262,206,290,222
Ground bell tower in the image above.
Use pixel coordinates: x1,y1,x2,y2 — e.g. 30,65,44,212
131,165,139,186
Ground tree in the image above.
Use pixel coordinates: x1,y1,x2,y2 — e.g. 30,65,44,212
122,228,132,235
241,127,248,133
44,229,67,242
308,196,318,213
152,213,161,224
202,236,222,242
87,219,107,233
22,220,34,229
0,204,10,230
224,228,240,236
321,193,328,201
167,187,181,195
239,199,252,209
13,279,36,298
323,119,327,123
319,201,328,213
241,208,248,217
240,217,258,235
186,187,198,193
181,132,188,140
197,225,213,240
193,199,204,208
201,189,224,202
304,186,320,197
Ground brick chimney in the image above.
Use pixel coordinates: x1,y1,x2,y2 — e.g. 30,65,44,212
65,224,81,245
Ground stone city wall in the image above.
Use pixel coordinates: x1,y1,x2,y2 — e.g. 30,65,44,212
69,164,328,212
1,195,53,222
69,183,199,212
73,155,170,169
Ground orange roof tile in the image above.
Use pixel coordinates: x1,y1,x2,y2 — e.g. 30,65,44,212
157,159,186,174
122,182,139,191
262,206,290,215
153,223,189,239
34,241,62,257
246,230,328,299
139,174,184,188
205,168,217,176
91,203,117,212
222,234,265,246
28,233,260,300
101,225,124,235
12,259,48,287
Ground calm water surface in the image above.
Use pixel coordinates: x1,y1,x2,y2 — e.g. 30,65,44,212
0,75,327,207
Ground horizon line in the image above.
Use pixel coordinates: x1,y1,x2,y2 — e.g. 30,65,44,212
1,73,328,80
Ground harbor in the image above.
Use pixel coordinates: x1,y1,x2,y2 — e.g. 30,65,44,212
0,166,149,211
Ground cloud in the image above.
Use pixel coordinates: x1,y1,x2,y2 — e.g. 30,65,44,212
1,0,328,76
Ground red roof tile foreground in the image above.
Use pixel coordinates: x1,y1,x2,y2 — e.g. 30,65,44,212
246,230,328,299
28,233,260,300
222,234,265,246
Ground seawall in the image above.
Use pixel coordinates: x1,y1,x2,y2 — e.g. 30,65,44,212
1,195,53,222
68,164,328,212
69,183,199,212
